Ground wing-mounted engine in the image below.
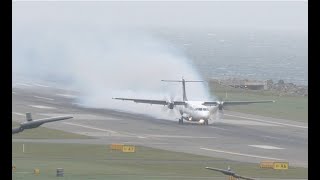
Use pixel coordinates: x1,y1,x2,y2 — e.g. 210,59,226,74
217,101,224,110
167,101,174,109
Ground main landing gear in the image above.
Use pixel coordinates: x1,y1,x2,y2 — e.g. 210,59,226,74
178,117,184,125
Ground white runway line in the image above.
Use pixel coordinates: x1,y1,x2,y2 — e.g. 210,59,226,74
249,145,284,150
146,135,216,139
12,92,16,94
200,147,284,161
215,119,279,126
12,112,24,116
224,113,308,129
116,131,147,139
262,135,285,141
33,96,54,101
29,105,56,109
56,94,77,98
63,122,117,133
209,127,230,131
32,83,50,88
138,136,147,139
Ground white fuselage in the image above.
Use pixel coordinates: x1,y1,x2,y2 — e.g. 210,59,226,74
178,101,215,124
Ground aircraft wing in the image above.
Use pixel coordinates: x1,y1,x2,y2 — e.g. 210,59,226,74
113,98,186,105
202,100,275,106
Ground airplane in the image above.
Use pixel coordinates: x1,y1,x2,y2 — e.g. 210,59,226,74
205,166,256,180
12,112,73,134
113,78,275,125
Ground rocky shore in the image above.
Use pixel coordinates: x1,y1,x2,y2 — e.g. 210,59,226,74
210,78,308,97
264,79,308,96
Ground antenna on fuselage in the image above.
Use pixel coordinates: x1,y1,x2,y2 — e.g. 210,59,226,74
161,77,204,101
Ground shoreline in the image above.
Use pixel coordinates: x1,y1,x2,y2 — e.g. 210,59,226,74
208,77,308,97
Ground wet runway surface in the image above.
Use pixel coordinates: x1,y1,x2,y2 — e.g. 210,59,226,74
12,82,308,168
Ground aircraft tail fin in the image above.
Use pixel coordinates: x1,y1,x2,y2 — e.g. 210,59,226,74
161,78,203,101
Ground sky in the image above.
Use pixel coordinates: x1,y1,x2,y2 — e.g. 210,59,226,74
13,1,307,33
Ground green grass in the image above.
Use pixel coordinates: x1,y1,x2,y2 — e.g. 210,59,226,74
12,142,307,180
12,121,91,139
208,81,308,122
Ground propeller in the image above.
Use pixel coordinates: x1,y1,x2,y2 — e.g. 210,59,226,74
210,100,229,120
161,94,179,116
216,101,224,120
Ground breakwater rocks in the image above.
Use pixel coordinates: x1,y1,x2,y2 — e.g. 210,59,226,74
265,79,308,96
210,78,308,97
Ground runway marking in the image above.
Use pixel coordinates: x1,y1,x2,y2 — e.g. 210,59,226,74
63,122,117,133
138,136,147,139
263,135,284,141
33,96,54,101
209,127,231,131
115,131,147,139
76,132,113,137
200,147,284,161
13,112,24,116
32,83,50,88
224,114,308,129
215,119,279,126
56,94,77,98
29,105,56,109
249,145,284,150
14,83,32,87
12,92,16,94
210,127,228,131
147,135,216,139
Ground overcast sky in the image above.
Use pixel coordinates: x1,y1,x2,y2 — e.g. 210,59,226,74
13,1,308,33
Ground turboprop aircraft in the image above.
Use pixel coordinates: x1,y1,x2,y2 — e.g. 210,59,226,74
113,78,274,125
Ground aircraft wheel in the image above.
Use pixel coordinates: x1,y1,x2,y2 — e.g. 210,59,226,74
179,118,184,125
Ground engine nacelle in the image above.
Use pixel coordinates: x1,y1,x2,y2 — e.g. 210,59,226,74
167,102,174,109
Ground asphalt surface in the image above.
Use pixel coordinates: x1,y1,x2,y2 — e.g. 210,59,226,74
12,82,308,168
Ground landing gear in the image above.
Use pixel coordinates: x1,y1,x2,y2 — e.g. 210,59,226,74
178,117,184,125
204,119,209,125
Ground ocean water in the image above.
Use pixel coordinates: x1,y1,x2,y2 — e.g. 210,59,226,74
154,29,308,85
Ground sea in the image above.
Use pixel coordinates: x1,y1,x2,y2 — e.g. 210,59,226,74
153,28,308,86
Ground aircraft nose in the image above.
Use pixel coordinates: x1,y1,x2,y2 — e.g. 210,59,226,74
201,111,210,118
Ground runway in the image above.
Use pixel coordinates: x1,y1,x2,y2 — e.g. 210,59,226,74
12,81,308,168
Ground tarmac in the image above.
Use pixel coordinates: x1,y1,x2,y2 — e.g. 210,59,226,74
12,81,308,168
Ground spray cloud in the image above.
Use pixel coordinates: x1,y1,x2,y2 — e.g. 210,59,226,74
13,2,213,120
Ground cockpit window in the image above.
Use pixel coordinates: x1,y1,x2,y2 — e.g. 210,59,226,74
195,108,208,111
